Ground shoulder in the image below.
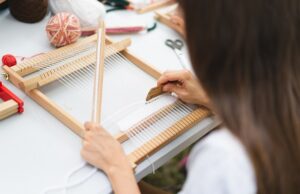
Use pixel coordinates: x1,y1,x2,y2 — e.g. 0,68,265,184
188,128,251,168
179,128,256,194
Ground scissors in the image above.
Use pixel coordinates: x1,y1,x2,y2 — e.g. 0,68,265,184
165,39,188,69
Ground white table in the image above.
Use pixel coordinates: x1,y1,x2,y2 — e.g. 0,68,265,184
0,8,219,194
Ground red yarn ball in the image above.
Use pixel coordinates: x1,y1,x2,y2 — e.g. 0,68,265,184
46,12,81,48
2,54,17,67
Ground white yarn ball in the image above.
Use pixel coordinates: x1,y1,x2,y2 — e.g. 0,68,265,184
49,0,106,28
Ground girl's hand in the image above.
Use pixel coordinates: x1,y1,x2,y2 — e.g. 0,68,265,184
81,122,141,194
81,122,131,175
158,70,210,107
171,15,184,29
170,7,186,37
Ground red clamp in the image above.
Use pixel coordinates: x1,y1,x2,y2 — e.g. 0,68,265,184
0,81,24,113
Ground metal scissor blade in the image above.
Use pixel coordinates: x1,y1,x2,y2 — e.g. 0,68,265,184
174,49,188,69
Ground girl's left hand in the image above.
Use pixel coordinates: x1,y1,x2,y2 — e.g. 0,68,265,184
81,122,141,194
81,122,132,175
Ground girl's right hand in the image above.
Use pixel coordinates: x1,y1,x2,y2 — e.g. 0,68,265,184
157,70,210,108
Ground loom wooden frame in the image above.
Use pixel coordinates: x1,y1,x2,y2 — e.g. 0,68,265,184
2,35,211,167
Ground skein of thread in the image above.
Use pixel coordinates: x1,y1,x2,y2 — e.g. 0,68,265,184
46,12,81,47
9,0,48,23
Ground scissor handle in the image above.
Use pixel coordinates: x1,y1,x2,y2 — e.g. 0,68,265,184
165,39,184,50
174,39,184,49
165,39,175,49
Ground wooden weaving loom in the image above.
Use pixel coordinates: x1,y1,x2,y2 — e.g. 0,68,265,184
2,24,211,168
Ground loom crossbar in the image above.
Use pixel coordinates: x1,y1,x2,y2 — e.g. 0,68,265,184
20,39,132,91
128,108,211,164
11,35,98,76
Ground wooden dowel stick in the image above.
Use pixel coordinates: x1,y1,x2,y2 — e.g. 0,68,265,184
92,21,106,123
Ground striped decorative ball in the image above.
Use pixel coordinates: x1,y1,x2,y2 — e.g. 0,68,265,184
46,12,81,47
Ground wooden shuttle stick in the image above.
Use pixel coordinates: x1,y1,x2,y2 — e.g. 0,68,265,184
92,21,106,123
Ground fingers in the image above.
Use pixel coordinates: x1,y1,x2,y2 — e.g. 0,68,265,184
84,122,112,142
157,70,191,86
163,83,185,95
80,145,103,169
171,15,183,26
84,122,99,131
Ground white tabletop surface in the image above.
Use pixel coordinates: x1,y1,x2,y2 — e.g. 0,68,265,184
0,8,219,194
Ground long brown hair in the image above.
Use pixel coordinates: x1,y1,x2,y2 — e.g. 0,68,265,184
178,0,300,193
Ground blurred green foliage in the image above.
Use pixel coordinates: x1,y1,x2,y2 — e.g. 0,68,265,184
143,147,192,193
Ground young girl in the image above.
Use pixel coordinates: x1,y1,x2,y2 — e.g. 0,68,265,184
80,0,300,193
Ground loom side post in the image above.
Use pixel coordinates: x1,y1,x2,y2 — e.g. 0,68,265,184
2,65,85,137
29,89,86,138
104,37,162,79
122,51,162,79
